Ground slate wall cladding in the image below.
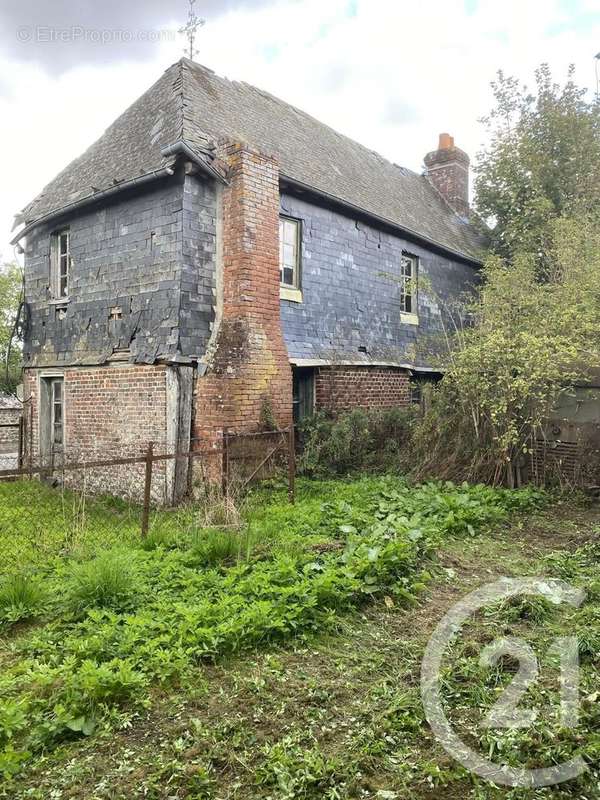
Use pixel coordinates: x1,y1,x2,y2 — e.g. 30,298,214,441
180,173,217,357
279,193,478,367
23,175,217,368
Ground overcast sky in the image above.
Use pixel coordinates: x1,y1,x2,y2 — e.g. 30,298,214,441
0,0,599,262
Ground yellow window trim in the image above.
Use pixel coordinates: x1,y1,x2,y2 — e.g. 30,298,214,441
400,312,419,325
280,286,303,303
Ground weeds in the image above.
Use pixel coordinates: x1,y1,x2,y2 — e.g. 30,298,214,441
0,574,44,626
0,476,545,785
190,527,254,566
67,549,140,613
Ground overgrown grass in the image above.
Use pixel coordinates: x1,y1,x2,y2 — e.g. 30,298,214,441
67,550,141,613
0,574,45,626
0,475,544,787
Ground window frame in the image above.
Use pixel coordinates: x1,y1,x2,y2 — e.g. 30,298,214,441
279,216,302,291
399,252,418,315
50,228,71,300
292,367,315,425
50,378,64,449
39,373,65,460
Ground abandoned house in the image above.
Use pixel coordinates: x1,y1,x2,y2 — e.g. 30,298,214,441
12,58,485,501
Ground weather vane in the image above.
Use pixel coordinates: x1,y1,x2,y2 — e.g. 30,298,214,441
179,0,205,61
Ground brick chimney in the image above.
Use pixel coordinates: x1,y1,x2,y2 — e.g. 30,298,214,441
194,140,293,450
424,133,470,218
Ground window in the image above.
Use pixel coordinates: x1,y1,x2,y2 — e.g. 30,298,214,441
279,217,301,289
292,368,314,424
40,376,64,458
51,229,70,299
400,253,418,314
50,379,64,448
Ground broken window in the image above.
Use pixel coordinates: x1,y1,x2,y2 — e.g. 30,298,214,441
400,253,418,314
279,217,301,289
50,229,70,299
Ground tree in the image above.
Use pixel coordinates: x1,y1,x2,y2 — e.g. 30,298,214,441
412,65,600,485
413,215,600,485
474,64,600,273
0,262,23,395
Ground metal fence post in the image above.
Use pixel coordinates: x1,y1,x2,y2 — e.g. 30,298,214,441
28,402,33,480
222,428,229,497
17,416,24,471
288,425,296,505
141,441,154,538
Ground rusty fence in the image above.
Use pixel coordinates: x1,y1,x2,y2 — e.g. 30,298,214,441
0,429,296,569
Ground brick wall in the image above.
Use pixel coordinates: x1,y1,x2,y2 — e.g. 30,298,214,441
424,135,470,219
23,364,172,501
195,141,293,451
315,366,411,414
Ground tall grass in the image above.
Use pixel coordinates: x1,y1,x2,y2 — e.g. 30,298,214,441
68,550,139,613
190,527,254,566
0,574,45,625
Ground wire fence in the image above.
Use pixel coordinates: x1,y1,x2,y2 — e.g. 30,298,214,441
0,429,296,571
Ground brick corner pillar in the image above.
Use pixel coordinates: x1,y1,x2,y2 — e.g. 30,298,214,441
194,140,293,451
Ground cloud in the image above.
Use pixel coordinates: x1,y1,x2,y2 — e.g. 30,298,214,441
382,98,420,125
0,0,274,75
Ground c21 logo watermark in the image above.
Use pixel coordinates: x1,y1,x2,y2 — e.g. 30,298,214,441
421,577,587,788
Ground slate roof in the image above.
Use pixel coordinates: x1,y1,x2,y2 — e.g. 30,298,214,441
19,59,484,263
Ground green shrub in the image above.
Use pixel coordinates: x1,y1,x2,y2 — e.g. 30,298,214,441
0,574,45,626
299,406,418,475
67,550,139,613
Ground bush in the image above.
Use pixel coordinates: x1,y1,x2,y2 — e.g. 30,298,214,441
299,406,418,476
67,550,139,613
0,574,45,626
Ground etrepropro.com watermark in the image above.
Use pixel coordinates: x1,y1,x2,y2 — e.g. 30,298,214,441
16,26,176,46
421,577,587,788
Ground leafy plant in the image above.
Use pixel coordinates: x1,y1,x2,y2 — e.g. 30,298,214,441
300,406,418,475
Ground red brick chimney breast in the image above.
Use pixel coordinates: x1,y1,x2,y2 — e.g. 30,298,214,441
194,140,293,450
